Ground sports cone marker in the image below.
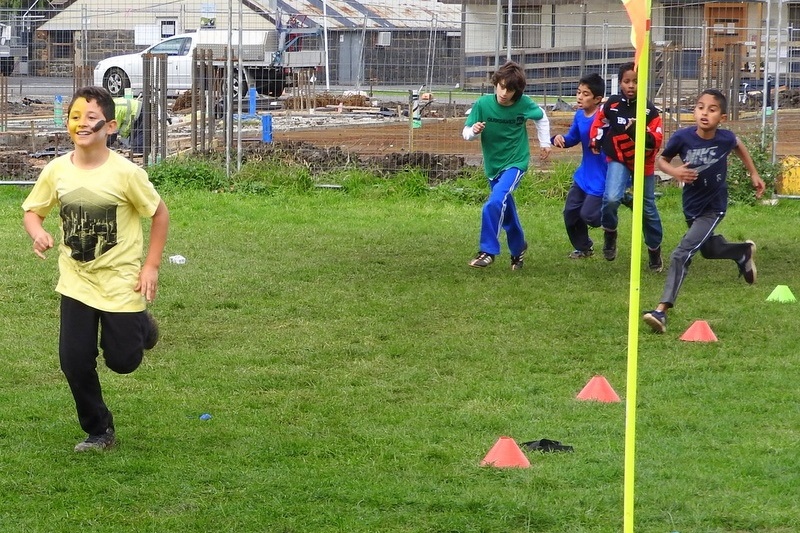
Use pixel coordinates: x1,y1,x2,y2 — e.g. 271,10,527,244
480,436,530,468
767,285,797,303
679,320,718,342
576,375,621,403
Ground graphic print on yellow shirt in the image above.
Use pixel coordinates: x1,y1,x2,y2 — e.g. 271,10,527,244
61,188,119,262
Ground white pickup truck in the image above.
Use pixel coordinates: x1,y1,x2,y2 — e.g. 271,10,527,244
93,28,323,98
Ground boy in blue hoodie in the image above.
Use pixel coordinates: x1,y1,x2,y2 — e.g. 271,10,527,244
552,73,607,258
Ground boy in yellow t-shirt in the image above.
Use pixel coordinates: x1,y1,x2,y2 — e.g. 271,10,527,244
22,86,170,452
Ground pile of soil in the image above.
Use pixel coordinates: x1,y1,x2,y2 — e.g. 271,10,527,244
241,140,466,183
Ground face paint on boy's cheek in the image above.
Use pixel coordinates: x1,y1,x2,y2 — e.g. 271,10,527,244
67,116,82,136
67,97,91,136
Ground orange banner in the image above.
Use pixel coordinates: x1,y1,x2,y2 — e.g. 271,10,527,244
622,0,648,69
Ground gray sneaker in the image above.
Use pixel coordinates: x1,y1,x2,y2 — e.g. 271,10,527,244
621,191,634,210
74,428,116,452
568,248,594,259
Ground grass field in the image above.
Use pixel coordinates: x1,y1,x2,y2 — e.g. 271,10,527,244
1,182,799,533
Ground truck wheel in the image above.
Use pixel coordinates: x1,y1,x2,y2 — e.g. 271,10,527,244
226,74,248,100
104,68,130,98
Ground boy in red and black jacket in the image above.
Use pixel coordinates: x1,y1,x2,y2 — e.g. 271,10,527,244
590,62,664,271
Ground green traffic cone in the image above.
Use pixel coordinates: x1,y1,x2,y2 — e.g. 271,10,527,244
767,285,796,303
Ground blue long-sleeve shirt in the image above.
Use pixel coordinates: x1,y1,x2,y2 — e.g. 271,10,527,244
554,109,608,197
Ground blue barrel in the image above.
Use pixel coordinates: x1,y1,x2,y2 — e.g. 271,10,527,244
262,114,273,143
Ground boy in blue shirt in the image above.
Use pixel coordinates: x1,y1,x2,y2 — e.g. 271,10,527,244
462,60,551,270
552,73,607,258
643,89,765,333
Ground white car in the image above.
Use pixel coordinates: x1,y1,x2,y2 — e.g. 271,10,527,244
93,34,195,98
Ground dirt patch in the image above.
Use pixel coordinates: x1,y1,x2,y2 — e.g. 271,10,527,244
241,140,467,183
4,96,800,183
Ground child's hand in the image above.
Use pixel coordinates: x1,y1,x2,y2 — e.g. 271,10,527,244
472,122,485,135
552,135,566,148
672,163,698,184
135,265,160,303
31,230,54,259
752,173,766,198
539,146,552,161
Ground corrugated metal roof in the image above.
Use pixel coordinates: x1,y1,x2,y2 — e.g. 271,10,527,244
38,0,460,32
274,0,461,30
38,1,275,31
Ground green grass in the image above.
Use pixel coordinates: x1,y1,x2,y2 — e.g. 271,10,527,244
1,182,799,533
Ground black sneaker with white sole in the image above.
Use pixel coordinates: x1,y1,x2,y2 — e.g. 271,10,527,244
510,242,529,270
737,240,757,284
568,248,594,259
648,247,663,272
469,251,494,268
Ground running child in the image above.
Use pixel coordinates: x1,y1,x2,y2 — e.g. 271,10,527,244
590,61,664,271
22,86,169,451
552,72,607,259
463,60,551,270
643,88,765,333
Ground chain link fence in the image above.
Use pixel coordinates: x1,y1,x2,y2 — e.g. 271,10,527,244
0,3,798,183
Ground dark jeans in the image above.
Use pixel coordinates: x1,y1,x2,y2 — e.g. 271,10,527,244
601,160,663,250
59,295,153,436
563,183,602,251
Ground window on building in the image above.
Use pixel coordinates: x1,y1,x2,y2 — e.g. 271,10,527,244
502,5,542,49
161,20,177,39
443,33,459,59
664,3,703,49
50,30,73,60
788,4,800,41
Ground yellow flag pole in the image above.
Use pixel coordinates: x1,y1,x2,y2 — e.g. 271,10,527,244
623,1,651,532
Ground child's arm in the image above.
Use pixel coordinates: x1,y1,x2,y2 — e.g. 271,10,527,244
733,138,766,198
135,200,170,303
656,154,697,185
552,116,580,149
23,210,54,260
533,111,552,160
644,113,663,150
462,122,485,141
627,110,663,150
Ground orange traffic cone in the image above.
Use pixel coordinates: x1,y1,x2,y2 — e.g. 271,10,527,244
576,375,621,402
680,320,718,342
480,436,530,468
